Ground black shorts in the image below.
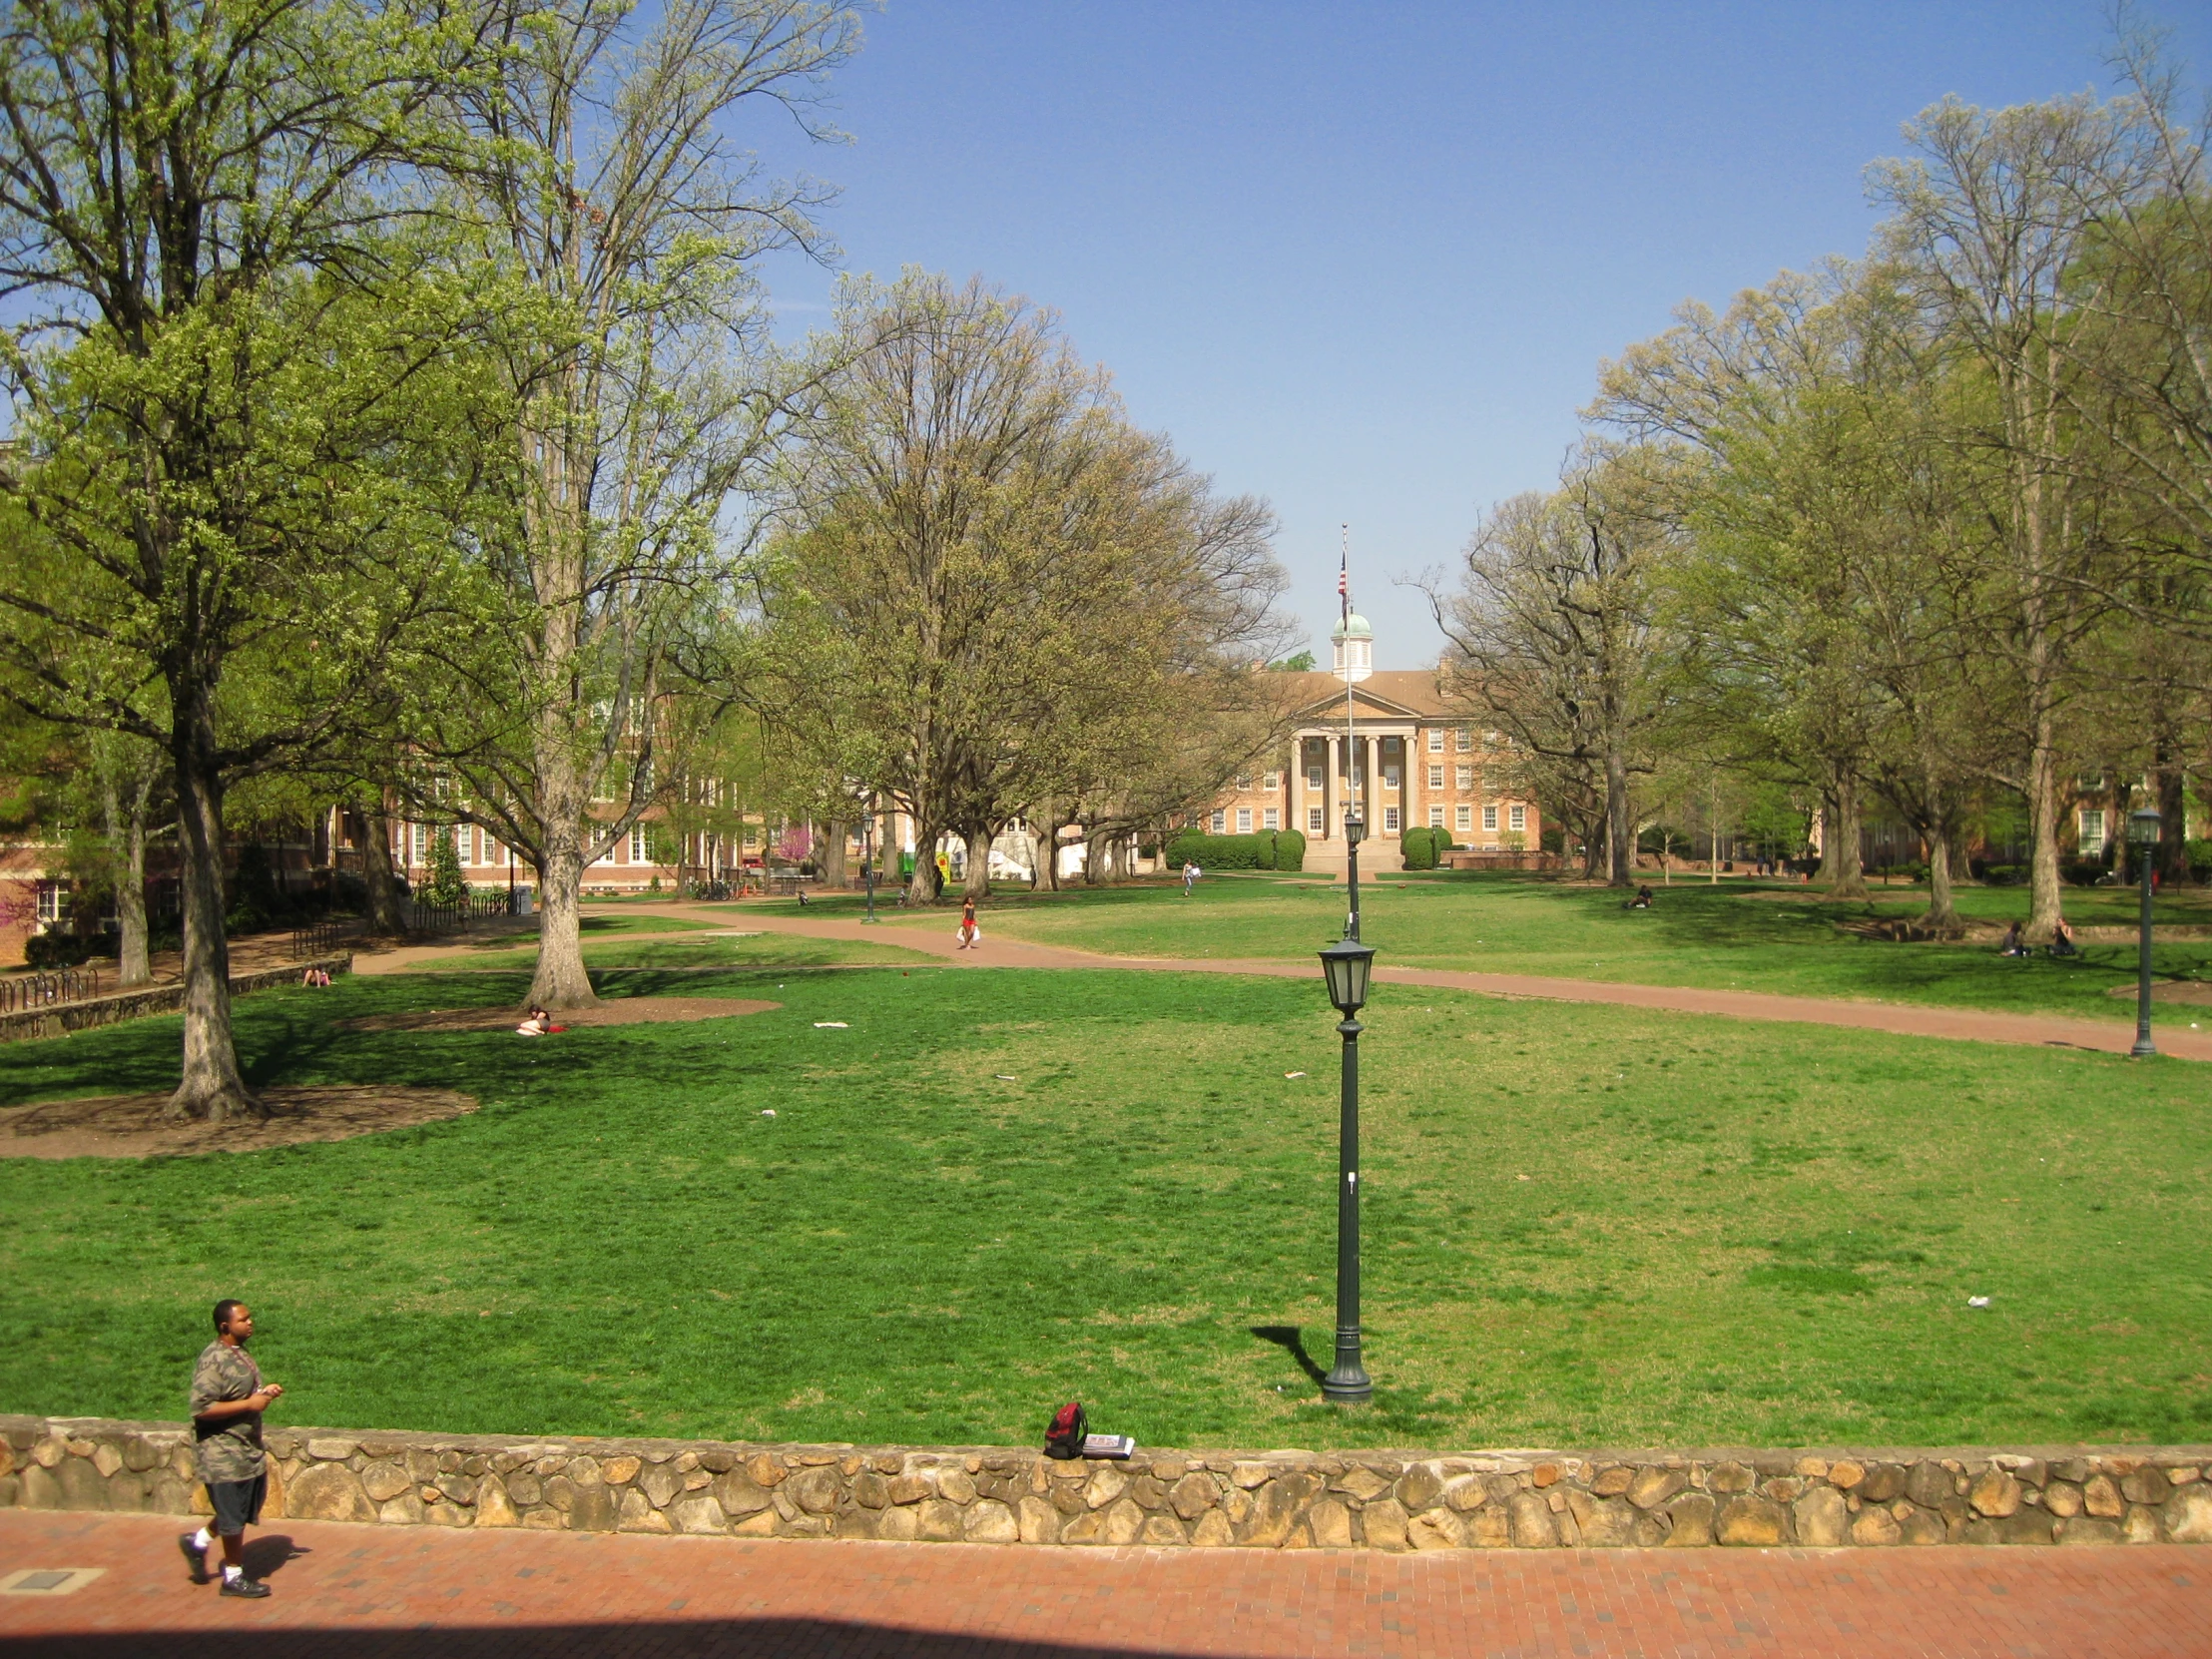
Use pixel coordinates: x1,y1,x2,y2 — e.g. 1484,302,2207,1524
207,1475,266,1534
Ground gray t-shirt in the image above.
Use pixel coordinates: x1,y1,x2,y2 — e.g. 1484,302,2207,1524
189,1341,266,1483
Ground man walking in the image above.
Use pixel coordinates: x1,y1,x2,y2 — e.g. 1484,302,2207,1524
180,1300,282,1598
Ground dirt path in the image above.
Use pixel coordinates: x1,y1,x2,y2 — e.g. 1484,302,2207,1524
350,900,2212,1063
619,903,2212,1063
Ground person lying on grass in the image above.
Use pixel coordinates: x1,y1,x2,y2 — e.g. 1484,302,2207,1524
516,1006,568,1036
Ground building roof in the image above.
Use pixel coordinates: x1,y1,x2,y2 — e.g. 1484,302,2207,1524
1276,668,1456,723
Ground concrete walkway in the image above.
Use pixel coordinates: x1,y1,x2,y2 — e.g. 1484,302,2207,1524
528,902,2212,1064
2,1510,2204,1658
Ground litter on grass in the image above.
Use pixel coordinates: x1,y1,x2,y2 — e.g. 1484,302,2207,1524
1967,1295,1990,1309
1284,1070,1308,1079
995,1074,1017,1081
814,1021,848,1028
761,1109,776,1118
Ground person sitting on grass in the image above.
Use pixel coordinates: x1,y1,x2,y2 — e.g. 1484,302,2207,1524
2048,917,2081,958
1629,884,1653,909
516,1005,565,1036
1998,921,2029,957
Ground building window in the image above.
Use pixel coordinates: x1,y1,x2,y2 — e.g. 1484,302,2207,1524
1263,770,1280,791
1263,808,1280,830
1236,808,1252,833
1427,765,1444,791
1308,806,1324,832
1457,805,1473,832
2078,809,2106,854
1456,728,1472,751
1236,773,1253,792
1428,806,1444,829
1456,765,1473,792
1509,805,1526,832
1482,805,1499,831
1383,806,1400,832
411,823,427,863
1427,729,1444,752
35,881,66,924
630,826,649,863
1211,810,1227,833
1307,765,1324,791
743,826,760,849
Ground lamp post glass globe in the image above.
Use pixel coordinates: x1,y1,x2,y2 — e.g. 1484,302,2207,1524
2128,807,2162,845
1319,938,1375,1016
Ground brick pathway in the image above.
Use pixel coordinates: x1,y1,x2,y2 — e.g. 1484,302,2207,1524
1,1511,2203,1658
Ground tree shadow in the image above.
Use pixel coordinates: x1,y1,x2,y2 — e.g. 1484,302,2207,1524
1249,1325,1327,1385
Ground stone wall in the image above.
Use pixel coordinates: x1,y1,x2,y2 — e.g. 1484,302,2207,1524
0,955,352,1044
7,1416,2210,1550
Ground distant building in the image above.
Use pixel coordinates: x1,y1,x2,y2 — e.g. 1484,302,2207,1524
1197,612,1543,873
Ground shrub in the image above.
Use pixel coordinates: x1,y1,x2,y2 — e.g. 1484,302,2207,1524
1981,863,2026,886
423,829,467,906
2187,838,2212,881
2060,859,2108,887
1399,827,1436,870
24,931,101,968
1163,830,1304,872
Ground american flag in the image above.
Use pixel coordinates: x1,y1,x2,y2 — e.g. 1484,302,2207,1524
1338,535,1349,615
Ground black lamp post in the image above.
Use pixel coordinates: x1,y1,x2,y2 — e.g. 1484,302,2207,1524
2129,806,2161,1058
1344,807,1365,942
860,800,878,925
1317,932,1376,1403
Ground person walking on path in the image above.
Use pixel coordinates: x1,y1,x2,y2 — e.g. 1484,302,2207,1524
956,896,981,949
1182,860,1201,896
180,1300,282,1598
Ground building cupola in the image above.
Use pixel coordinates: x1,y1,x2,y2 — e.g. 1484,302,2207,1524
1331,612,1373,683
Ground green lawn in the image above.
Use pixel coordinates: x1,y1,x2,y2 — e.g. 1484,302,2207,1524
770,874,2212,1022
2,965,2206,1451
405,931,938,973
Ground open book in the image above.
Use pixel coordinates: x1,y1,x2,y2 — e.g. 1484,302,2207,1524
1081,1433,1135,1460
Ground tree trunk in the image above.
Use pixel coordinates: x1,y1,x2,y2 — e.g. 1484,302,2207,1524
1827,770,1868,898
905,818,941,905
166,740,259,1122
1924,826,1960,933
117,781,152,987
2023,702,2065,942
530,838,597,1007
2157,750,2189,884
963,823,992,899
1036,808,1062,890
362,808,405,935
1604,748,1632,886
821,820,848,888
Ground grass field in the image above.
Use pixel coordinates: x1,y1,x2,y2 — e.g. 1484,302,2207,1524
408,931,938,973
3,964,2206,1451
748,873,2212,1022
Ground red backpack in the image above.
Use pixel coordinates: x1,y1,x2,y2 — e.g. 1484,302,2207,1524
1043,1400,1088,1459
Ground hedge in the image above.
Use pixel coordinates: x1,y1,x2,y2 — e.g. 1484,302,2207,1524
1164,830,1305,872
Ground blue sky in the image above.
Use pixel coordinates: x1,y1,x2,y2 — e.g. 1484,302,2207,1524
752,2,2211,668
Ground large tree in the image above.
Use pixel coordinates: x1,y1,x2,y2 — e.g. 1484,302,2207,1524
420,0,858,1008
0,0,488,1118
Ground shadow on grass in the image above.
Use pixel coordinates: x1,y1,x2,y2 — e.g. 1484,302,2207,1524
1250,1325,1327,1385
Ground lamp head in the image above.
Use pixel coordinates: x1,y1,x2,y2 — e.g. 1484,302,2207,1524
1318,937,1376,1016
2128,806,2163,846
1344,810,1365,849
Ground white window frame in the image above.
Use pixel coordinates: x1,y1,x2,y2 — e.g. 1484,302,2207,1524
1236,808,1253,833
1307,765,1325,791
1308,807,1324,832
1383,806,1400,832
1211,810,1227,833
1482,805,1499,832
1455,728,1472,751
36,880,65,924
1508,805,1526,832
1427,729,1444,752
1427,765,1444,791
411,823,427,863
1428,806,1444,829
630,826,649,863
1457,804,1473,832
1263,808,1280,830
1383,765,1399,792
1263,770,1280,791
1456,765,1474,792
2078,809,2106,853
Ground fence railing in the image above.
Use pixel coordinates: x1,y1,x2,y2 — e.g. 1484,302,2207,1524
0,967,104,1014
406,890,514,934
290,920,348,961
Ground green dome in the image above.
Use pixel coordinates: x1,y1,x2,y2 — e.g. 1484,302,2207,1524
1332,612,1373,642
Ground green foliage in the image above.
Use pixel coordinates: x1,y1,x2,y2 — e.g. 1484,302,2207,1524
23,932,106,968
1267,650,1316,671
424,830,467,907
225,843,285,934
1163,830,1299,870
1,965,2206,1448
1400,827,1437,870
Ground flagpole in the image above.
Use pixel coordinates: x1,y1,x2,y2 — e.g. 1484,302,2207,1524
1341,526,1361,945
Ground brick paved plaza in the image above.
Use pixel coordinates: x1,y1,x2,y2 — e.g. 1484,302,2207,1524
1,1511,2205,1658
